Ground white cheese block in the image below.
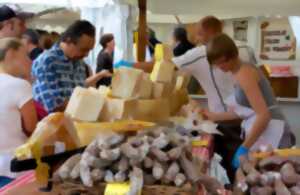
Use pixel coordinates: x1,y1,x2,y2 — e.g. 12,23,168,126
150,60,175,83
65,87,105,122
111,67,143,99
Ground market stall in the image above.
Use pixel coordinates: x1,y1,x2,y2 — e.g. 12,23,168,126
0,42,230,195
0,0,299,194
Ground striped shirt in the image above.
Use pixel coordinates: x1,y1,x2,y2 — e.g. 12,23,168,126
32,44,86,112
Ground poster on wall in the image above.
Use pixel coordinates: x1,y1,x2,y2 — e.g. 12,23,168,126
233,20,248,41
260,18,296,60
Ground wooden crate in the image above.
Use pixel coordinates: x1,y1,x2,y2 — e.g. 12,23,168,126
56,181,197,195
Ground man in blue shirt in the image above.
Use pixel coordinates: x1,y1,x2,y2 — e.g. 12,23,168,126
32,20,96,113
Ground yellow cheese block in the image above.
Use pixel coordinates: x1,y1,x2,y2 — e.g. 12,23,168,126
150,60,175,83
111,67,143,99
75,120,155,146
154,44,173,61
65,87,105,122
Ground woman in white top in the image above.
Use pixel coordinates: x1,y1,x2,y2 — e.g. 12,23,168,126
0,38,37,186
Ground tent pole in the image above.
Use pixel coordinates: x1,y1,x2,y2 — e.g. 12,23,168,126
137,0,147,62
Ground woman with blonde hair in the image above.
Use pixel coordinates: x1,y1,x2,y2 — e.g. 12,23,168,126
0,38,37,186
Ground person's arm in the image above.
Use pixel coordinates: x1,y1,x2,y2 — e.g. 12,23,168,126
236,66,271,149
16,80,38,136
85,70,112,87
202,109,240,122
133,61,154,73
21,99,38,136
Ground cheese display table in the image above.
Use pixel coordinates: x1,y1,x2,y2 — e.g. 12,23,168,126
7,45,228,195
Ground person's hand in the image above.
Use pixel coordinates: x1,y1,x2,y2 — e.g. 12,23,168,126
99,70,112,78
232,145,249,169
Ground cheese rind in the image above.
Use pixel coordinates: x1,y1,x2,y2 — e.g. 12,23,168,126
65,87,105,122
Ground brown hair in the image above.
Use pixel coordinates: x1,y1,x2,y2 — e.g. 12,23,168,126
100,33,114,49
200,16,223,33
206,33,239,65
0,37,22,61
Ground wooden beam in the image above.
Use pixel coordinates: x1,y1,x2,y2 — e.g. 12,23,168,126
137,0,147,62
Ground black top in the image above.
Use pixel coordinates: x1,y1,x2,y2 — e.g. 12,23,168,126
148,37,161,56
96,50,113,87
173,41,195,57
30,47,43,61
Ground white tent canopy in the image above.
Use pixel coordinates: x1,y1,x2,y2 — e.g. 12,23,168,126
0,0,135,69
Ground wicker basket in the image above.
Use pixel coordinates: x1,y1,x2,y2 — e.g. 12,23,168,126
55,181,199,195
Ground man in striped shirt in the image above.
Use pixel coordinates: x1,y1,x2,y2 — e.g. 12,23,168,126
32,20,96,113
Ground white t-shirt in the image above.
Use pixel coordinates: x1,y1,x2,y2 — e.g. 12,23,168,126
173,46,235,113
0,74,32,177
173,45,257,113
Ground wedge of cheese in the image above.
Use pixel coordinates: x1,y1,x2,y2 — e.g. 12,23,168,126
99,97,170,122
154,44,173,61
65,87,105,122
150,60,175,83
152,82,174,98
15,113,81,159
174,72,191,91
99,98,135,121
131,98,170,121
169,89,189,115
111,67,143,99
75,120,155,146
98,85,112,97
134,73,153,99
